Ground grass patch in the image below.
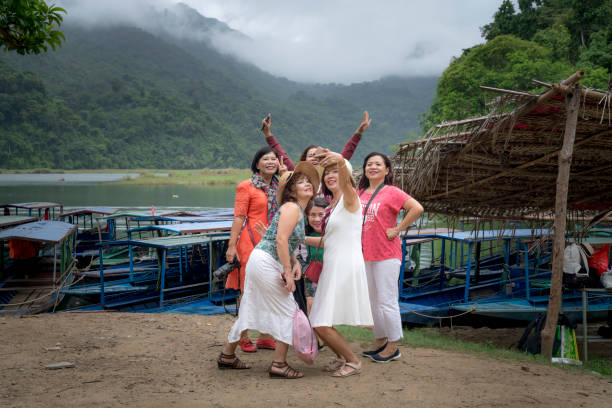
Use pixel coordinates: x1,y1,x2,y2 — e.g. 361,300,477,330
0,168,251,185
335,325,611,377
112,168,251,185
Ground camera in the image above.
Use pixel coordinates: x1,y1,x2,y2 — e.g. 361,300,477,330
213,258,240,280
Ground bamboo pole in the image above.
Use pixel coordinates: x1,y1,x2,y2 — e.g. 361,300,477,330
541,84,581,359
479,86,538,98
552,83,610,100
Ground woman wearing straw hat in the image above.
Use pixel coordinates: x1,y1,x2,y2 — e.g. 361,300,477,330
308,149,373,378
218,162,319,379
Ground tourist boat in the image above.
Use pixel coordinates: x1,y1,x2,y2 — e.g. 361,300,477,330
1,202,64,219
62,218,236,312
0,220,77,315
450,231,612,323
398,228,551,326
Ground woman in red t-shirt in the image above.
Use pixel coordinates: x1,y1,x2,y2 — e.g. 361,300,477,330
358,152,424,363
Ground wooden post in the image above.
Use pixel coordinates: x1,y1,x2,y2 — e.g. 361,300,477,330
541,84,581,359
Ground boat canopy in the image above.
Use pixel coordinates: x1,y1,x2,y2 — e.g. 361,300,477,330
0,221,77,243
128,220,232,235
59,207,118,217
404,228,551,243
0,216,37,229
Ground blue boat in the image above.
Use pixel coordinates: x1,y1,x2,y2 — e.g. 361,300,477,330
449,234,612,323
62,229,237,312
398,228,552,325
1,202,64,219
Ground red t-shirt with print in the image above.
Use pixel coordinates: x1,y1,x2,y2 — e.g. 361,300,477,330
359,185,411,262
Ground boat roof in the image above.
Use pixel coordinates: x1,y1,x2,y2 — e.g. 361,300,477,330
404,228,551,242
59,207,118,217
0,221,77,243
1,202,63,209
100,212,149,220
0,216,38,229
128,220,233,234
159,209,234,217
101,233,229,249
129,215,232,223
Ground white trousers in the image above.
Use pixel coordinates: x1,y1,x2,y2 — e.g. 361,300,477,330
365,258,403,342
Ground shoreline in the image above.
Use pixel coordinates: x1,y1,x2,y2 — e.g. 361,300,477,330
0,168,251,186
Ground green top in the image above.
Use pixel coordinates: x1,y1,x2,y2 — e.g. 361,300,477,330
256,203,305,262
307,231,324,263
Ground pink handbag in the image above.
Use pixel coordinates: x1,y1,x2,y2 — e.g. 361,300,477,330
292,309,318,365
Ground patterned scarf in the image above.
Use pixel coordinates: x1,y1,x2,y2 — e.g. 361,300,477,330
251,173,280,224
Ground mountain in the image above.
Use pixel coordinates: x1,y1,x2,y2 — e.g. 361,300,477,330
0,3,436,169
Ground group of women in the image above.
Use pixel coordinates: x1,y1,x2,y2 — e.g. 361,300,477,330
218,113,424,379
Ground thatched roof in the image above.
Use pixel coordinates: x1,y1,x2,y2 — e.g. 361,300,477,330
394,70,612,220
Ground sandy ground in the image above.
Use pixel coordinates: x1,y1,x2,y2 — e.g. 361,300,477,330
1,312,610,408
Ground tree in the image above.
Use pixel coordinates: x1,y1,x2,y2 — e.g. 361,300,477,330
480,0,518,41
0,0,66,55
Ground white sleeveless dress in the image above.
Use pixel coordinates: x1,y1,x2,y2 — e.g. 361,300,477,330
309,195,373,327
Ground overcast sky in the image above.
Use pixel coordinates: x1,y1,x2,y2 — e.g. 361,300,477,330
59,0,503,84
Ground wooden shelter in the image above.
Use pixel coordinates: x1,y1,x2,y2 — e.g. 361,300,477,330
394,70,612,220
394,70,612,358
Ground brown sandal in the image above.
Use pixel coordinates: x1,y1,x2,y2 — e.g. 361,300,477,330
217,352,251,369
268,361,303,379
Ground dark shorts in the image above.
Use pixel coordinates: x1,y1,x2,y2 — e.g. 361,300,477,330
304,277,317,298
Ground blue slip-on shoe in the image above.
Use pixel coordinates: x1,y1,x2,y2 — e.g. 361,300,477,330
371,349,401,363
362,342,388,358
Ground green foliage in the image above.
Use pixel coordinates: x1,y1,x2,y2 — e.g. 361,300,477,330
421,0,612,133
0,0,66,55
0,23,436,169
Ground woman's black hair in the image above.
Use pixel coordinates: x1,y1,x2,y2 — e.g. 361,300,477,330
305,197,328,234
250,146,280,174
299,145,318,162
357,152,393,190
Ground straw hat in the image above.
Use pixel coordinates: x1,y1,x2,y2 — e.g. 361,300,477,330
276,161,320,204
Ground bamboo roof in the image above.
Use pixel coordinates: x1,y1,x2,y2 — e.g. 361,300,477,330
394,70,612,220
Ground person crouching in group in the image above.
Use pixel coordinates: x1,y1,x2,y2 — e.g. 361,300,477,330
217,162,319,379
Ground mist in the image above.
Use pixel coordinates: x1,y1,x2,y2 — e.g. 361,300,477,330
57,0,501,84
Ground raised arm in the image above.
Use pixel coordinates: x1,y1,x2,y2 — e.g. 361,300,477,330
262,114,296,171
340,111,371,160
318,150,360,213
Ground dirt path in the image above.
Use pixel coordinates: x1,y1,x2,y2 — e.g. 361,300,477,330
1,313,610,408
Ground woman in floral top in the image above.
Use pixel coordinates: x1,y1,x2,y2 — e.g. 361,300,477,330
218,162,319,379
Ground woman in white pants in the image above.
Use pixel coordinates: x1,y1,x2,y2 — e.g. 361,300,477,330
358,152,423,362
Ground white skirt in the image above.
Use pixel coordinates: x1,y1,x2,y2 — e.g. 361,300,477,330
227,249,297,345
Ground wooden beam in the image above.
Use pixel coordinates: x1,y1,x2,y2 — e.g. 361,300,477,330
541,84,581,359
531,79,552,88
480,86,538,98
553,83,610,100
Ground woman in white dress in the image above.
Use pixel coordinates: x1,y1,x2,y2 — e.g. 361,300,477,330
308,149,373,377
217,162,320,379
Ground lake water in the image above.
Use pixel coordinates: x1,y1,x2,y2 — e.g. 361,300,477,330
0,174,237,211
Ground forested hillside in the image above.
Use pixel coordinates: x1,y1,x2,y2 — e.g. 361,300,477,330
421,0,611,131
0,3,436,169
